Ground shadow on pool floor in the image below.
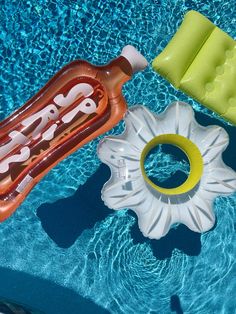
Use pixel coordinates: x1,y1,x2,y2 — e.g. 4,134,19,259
170,295,184,314
0,267,109,314
37,108,235,255
37,164,113,248
38,162,203,259
130,212,202,259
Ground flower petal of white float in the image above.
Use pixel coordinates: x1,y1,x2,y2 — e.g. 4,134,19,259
97,102,236,240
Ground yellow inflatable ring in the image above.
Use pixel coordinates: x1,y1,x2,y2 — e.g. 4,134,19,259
140,134,203,195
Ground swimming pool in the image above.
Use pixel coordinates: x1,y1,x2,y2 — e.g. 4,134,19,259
0,0,235,313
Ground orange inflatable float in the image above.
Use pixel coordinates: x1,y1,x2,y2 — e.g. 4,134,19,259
0,45,147,221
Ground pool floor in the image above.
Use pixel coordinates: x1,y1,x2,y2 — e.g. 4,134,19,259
0,0,235,313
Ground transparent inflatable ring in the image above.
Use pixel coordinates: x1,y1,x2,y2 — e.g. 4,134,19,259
140,134,203,195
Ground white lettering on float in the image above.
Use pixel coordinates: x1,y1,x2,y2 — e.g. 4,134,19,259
0,130,29,159
54,83,94,107
0,147,30,173
0,83,97,174
22,104,59,139
41,124,58,141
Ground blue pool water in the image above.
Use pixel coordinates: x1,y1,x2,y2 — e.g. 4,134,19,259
0,0,235,313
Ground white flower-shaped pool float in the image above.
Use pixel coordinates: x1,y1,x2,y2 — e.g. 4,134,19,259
97,102,236,239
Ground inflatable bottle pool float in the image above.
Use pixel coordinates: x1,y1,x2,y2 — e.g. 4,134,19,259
0,45,147,221
152,11,236,125
98,102,236,239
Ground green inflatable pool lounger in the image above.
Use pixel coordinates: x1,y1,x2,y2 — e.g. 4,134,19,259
152,10,236,125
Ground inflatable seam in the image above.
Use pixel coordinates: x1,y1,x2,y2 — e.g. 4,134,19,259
180,27,216,86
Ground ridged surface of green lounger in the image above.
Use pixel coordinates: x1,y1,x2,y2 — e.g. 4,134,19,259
152,10,236,125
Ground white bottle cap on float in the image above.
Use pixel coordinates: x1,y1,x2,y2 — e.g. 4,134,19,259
120,45,148,73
